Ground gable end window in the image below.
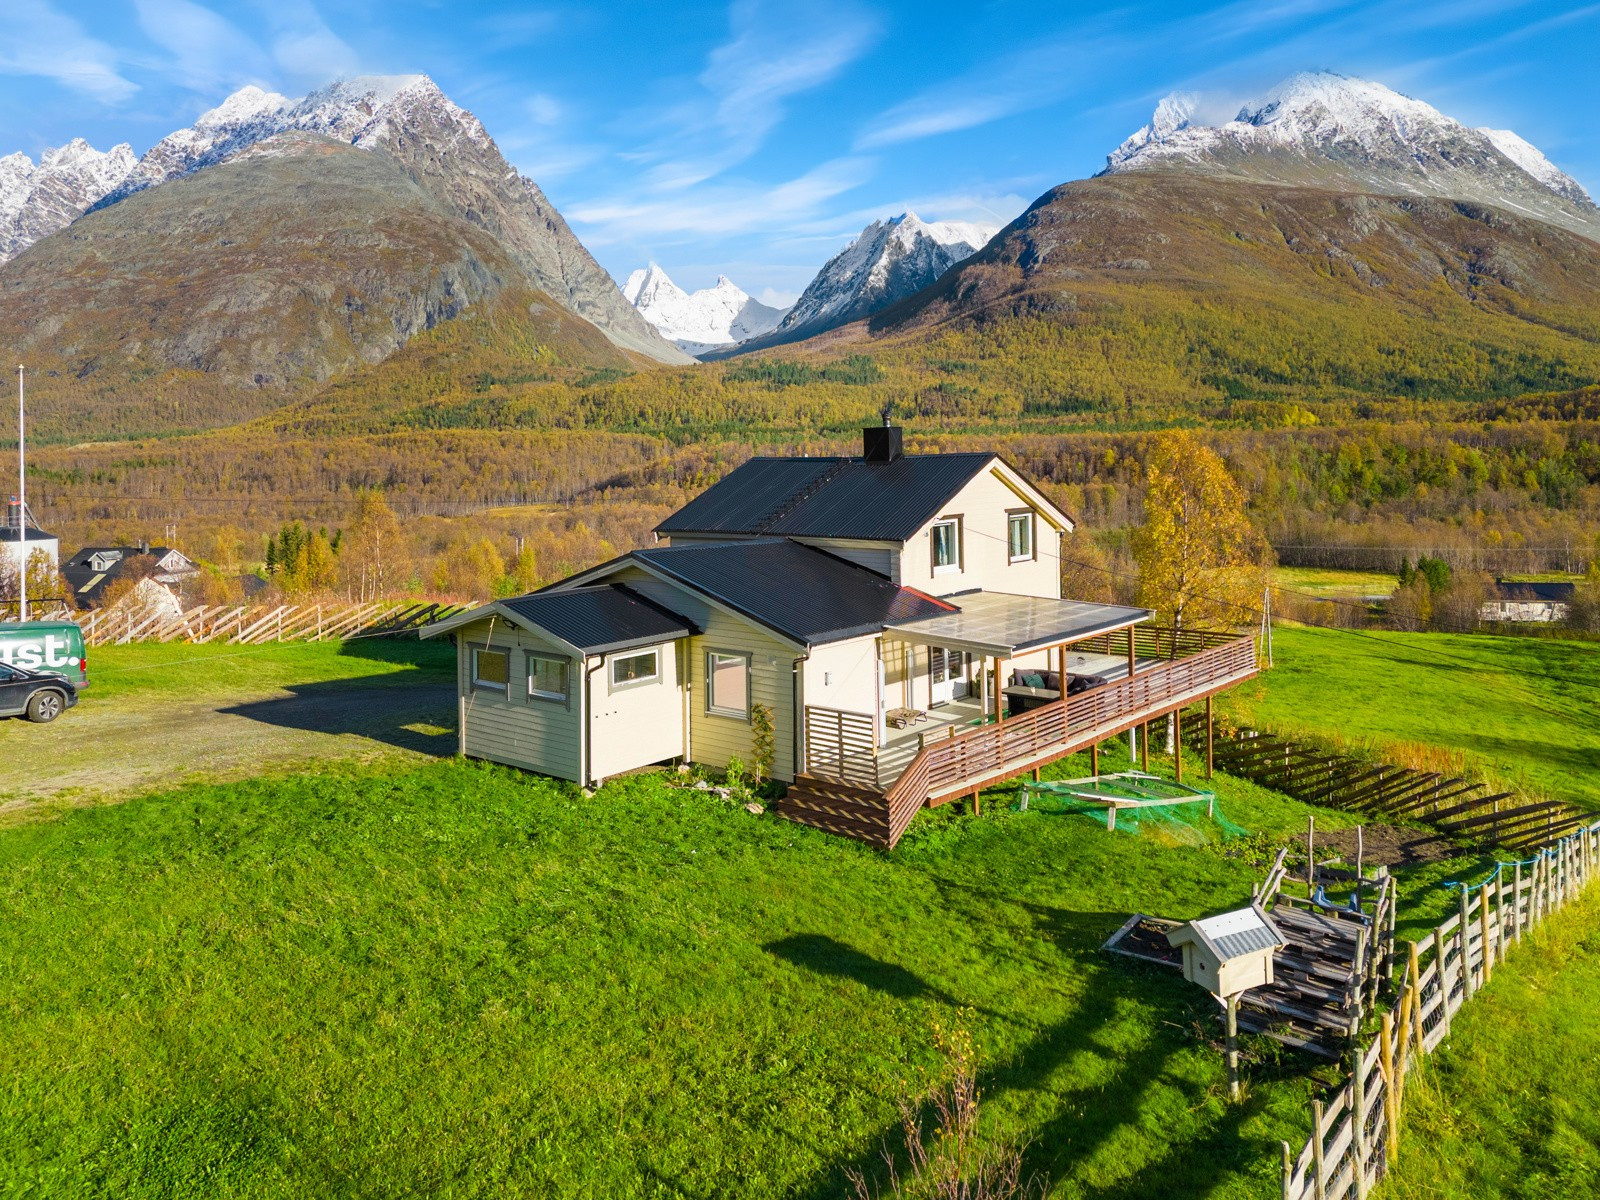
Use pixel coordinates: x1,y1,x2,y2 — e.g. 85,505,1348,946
472,645,511,696
1008,511,1035,563
931,517,962,574
527,653,569,704
706,650,751,719
610,648,660,690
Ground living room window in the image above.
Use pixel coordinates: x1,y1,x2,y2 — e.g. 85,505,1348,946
706,650,751,718
611,648,660,690
931,517,962,574
1008,511,1035,563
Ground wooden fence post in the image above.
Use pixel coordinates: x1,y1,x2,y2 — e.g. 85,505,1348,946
1281,1140,1293,1200
1512,861,1523,944
1408,943,1424,1055
1380,1013,1397,1164
1311,1099,1327,1200
1480,883,1494,985
1459,888,1476,1001
1351,1042,1369,1199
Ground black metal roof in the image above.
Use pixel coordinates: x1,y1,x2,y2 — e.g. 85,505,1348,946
497,584,696,654
656,453,997,541
631,539,956,646
1493,580,1576,602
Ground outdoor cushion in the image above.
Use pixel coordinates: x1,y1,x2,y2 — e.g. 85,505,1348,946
1021,672,1046,688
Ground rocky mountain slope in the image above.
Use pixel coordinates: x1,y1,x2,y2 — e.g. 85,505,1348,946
720,211,996,356
1103,72,1600,240
622,264,787,355
861,169,1600,410
0,132,633,441
2,75,687,364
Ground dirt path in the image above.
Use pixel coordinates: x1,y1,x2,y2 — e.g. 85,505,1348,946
0,677,456,817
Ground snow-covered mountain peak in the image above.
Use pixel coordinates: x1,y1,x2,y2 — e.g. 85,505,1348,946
1103,71,1599,238
743,211,997,351
0,137,139,258
1477,127,1591,203
623,263,787,356
196,85,290,129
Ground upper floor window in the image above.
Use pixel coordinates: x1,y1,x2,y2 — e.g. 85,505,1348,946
1008,511,1035,563
611,648,660,690
931,518,962,574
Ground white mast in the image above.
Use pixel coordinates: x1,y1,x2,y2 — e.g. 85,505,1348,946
16,364,24,623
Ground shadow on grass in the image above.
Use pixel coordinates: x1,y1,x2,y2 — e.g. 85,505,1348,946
336,635,456,672
789,891,1313,1199
220,676,456,755
765,934,971,1006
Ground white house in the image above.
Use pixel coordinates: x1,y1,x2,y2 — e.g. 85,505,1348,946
425,424,1260,847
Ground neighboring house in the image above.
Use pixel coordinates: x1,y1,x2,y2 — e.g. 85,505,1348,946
1480,579,1575,624
1,500,59,576
425,423,1260,847
60,544,200,609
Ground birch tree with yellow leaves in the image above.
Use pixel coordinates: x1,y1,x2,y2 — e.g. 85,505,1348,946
1133,431,1273,631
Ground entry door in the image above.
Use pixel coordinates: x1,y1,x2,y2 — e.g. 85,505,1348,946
928,647,960,707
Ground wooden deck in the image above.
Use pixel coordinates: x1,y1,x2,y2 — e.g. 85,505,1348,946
778,630,1259,848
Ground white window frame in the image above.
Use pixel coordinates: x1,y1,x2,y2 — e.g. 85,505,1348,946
471,643,512,697
930,516,962,575
526,652,569,706
1007,510,1036,564
705,649,752,720
609,647,660,692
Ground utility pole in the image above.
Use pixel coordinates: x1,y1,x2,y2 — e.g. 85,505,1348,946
16,364,24,624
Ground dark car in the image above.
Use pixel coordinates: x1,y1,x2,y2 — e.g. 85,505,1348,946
0,661,79,722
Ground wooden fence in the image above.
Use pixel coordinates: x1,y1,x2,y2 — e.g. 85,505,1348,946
1197,728,1586,853
57,601,468,646
1280,822,1599,1200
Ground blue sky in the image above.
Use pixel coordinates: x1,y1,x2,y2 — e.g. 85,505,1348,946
3,0,1597,304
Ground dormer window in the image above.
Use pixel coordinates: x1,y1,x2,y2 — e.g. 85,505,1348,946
931,518,962,574
1008,511,1035,563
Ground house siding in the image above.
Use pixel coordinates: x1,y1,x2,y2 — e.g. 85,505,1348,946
588,640,684,780
455,619,583,782
898,467,1064,600
609,566,800,781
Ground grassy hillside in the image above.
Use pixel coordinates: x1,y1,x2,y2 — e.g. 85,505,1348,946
1381,887,1600,1199
1216,625,1600,809
0,741,1392,1200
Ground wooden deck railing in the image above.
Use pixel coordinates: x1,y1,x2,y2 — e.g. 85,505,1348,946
803,705,882,789
802,632,1259,847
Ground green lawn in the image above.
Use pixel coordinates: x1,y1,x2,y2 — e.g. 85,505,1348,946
0,747,1409,1200
1218,624,1600,810
84,635,455,700
1380,885,1600,1199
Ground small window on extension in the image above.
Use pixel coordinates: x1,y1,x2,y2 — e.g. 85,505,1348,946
611,648,660,690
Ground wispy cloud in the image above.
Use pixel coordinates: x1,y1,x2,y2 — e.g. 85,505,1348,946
133,0,272,93
0,0,136,102
569,155,876,244
630,0,880,189
250,0,359,84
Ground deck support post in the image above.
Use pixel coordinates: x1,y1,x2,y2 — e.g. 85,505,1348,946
1174,710,1183,783
1205,695,1214,780
1091,741,1099,777
1140,722,1150,772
